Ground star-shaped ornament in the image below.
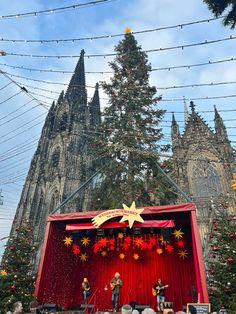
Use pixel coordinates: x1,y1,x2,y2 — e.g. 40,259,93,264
173,229,184,240
178,250,188,259
120,201,144,228
81,237,90,246
79,253,88,262
1,270,7,276
156,247,163,255
63,236,73,246
117,232,124,239
119,253,125,260
133,253,139,260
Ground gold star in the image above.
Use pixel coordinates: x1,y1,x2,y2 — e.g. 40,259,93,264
81,237,90,246
118,232,124,239
134,237,143,247
133,253,139,260
156,247,163,255
119,253,125,260
63,236,73,246
120,201,144,228
173,229,184,240
178,250,188,259
124,27,132,34
1,270,7,276
101,250,107,257
79,253,88,262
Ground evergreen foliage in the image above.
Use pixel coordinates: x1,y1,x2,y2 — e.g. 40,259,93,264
0,221,36,312
204,0,236,28
207,210,236,313
90,32,176,209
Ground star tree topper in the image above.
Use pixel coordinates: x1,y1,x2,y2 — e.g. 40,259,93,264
120,202,144,228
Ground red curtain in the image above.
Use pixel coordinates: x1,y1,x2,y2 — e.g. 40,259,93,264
37,224,197,312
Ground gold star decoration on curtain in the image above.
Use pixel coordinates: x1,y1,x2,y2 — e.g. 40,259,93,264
172,229,184,240
81,237,91,246
63,236,73,246
79,253,88,262
178,250,188,259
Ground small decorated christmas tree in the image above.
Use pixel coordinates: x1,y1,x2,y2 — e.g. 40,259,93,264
0,221,36,311
207,209,236,313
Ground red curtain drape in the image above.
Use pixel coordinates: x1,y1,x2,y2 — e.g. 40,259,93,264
37,224,197,312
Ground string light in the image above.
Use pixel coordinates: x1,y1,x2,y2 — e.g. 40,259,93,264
1,56,236,75
3,35,236,58
0,16,224,42
0,0,114,20
9,72,236,92
156,81,236,90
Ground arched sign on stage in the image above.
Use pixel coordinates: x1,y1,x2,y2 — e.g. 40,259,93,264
92,201,144,228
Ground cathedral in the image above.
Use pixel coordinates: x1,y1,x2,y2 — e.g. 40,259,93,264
10,50,101,253
171,101,235,254
9,50,235,263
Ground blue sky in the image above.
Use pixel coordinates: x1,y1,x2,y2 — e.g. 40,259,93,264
0,0,235,259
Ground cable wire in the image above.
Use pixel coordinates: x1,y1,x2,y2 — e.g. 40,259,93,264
3,35,236,58
0,0,115,20
1,56,236,75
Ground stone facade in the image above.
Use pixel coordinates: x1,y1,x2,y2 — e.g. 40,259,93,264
171,101,235,256
9,51,101,260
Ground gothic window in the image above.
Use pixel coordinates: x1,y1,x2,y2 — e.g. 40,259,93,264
49,190,59,213
191,159,223,198
35,193,44,224
51,148,60,167
60,112,68,131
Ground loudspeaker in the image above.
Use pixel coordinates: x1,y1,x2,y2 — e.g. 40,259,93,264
70,304,81,310
135,304,150,312
80,304,94,310
42,304,58,310
163,302,173,309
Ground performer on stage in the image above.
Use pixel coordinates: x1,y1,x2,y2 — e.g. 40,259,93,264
152,278,168,312
82,277,91,304
110,272,122,311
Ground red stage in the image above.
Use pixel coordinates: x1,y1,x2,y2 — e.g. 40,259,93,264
35,203,208,312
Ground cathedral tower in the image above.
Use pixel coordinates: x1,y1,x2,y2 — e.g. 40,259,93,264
10,50,101,251
171,101,235,252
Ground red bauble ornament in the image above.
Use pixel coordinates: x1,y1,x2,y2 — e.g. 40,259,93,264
212,246,219,252
11,284,15,289
10,246,15,251
227,257,234,264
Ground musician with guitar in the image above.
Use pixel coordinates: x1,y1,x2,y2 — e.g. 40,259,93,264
152,278,168,312
110,272,122,311
82,277,91,304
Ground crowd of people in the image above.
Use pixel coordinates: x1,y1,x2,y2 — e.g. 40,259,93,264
3,300,227,314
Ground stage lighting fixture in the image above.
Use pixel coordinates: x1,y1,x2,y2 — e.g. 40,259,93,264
42,304,58,311
97,228,105,236
150,227,155,234
121,227,128,234
109,228,114,235
133,228,141,235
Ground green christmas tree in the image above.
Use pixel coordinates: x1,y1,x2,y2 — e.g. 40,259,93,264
90,30,176,209
207,209,236,313
0,221,36,312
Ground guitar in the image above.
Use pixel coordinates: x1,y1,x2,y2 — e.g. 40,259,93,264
152,285,168,296
110,279,121,291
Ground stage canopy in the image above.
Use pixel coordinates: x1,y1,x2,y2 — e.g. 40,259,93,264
35,203,208,312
